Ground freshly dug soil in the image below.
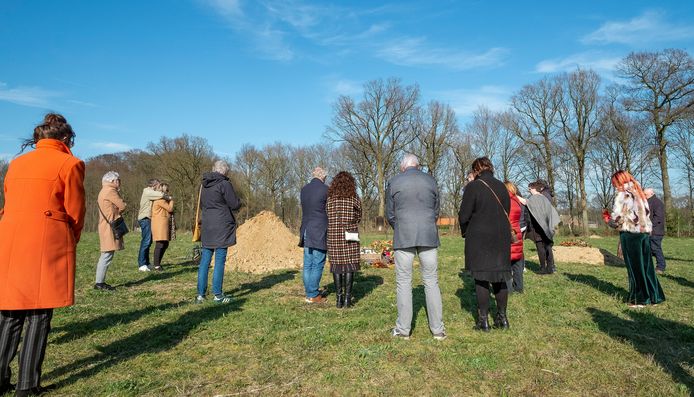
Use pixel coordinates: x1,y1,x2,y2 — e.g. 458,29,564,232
530,246,605,265
224,211,303,274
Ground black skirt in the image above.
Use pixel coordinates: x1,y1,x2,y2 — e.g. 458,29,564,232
470,270,512,283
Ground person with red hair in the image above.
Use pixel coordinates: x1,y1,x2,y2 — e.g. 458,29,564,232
603,170,665,308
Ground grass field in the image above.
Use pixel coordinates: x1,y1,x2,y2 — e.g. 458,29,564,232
5,232,693,396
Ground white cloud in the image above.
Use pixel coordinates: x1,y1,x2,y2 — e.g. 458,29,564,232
535,52,621,74
0,82,61,108
67,99,99,108
378,38,508,70
90,142,132,152
436,85,511,117
582,10,694,45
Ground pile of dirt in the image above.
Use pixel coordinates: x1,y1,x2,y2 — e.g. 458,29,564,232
530,246,605,265
224,211,303,274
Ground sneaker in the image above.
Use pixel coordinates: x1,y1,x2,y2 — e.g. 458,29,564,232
655,268,665,275
433,332,447,341
306,295,326,303
153,265,163,271
195,295,206,304
94,283,115,291
213,294,231,304
391,328,410,340
138,265,151,272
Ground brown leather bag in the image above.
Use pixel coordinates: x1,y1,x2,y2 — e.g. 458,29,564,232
192,185,202,242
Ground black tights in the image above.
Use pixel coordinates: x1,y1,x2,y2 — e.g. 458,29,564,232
153,241,169,267
474,279,508,317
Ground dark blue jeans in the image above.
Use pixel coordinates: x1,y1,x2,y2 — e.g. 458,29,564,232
137,218,152,267
197,247,228,297
303,247,326,298
650,235,666,270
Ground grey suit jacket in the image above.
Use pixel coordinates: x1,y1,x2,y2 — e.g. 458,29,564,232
385,167,440,250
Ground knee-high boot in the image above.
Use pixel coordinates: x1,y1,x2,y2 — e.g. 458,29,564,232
344,272,354,307
333,273,344,308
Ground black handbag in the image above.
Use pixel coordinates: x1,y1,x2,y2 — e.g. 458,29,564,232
98,203,129,239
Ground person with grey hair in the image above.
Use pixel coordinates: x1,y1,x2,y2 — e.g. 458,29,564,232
644,188,667,273
196,160,241,304
386,153,446,340
299,166,329,303
95,171,127,290
137,178,169,271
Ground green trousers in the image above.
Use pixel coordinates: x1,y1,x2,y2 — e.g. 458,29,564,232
620,232,665,305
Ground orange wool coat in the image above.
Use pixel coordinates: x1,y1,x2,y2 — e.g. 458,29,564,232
151,198,174,241
0,139,86,310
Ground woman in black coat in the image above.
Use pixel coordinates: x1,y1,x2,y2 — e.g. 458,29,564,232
458,157,512,331
196,160,241,304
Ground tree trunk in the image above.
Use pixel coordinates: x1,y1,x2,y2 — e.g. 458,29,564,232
376,154,386,218
656,126,672,212
578,162,590,236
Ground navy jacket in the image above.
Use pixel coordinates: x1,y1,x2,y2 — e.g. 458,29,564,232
200,172,241,249
385,167,440,250
647,195,666,236
299,178,328,250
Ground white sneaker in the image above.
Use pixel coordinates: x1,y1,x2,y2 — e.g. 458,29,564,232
138,265,151,272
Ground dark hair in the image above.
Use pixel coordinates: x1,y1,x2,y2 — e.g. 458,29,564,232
328,171,357,199
528,181,545,191
471,156,494,175
22,113,75,151
147,178,161,188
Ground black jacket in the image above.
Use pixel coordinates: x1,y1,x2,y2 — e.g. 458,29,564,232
299,178,328,250
458,170,512,273
647,195,666,236
200,172,241,249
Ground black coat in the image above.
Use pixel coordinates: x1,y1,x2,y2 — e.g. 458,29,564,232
200,172,241,249
458,170,512,275
647,195,666,236
299,178,328,250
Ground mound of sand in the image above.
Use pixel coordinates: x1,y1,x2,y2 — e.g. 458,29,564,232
225,211,303,274
530,246,605,265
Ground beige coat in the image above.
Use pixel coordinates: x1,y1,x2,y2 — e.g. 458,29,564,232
152,198,174,241
97,182,127,252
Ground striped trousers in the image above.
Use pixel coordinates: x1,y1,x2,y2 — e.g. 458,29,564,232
0,309,53,390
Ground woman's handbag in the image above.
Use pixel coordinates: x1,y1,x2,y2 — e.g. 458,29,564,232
192,185,202,242
97,203,129,239
478,179,519,244
345,230,360,242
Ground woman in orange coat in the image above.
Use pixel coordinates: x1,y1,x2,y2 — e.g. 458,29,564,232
151,183,174,271
0,114,85,396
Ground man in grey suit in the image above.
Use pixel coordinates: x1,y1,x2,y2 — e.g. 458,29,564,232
386,154,446,340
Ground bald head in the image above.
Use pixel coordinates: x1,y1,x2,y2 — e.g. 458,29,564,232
644,188,655,199
400,153,420,172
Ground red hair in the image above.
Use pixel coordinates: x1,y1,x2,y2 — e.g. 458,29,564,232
611,170,646,201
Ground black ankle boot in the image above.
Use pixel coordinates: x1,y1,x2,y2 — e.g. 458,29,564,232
475,310,490,332
494,310,509,329
333,273,344,308
344,272,354,307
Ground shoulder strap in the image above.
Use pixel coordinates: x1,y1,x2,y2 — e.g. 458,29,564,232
478,179,514,226
96,200,110,222
194,184,202,224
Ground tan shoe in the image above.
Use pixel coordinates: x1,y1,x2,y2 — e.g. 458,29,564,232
306,295,326,303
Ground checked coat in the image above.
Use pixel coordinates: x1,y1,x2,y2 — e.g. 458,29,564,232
326,195,362,273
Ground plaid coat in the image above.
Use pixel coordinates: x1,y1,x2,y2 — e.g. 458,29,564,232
326,196,362,268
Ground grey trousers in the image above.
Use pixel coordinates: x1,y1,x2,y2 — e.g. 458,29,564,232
0,309,53,390
96,251,115,284
394,247,445,335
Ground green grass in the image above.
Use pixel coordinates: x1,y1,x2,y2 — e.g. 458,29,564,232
6,233,693,396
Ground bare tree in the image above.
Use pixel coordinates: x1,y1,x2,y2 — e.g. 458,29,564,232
234,144,261,221
326,78,420,217
617,48,694,211
557,69,602,235
412,100,459,183
671,116,694,231
509,77,563,205
256,142,291,220
444,135,475,224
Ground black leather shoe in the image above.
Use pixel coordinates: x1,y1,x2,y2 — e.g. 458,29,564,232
494,311,510,329
0,382,14,395
475,311,490,332
14,384,55,396
344,272,354,307
94,283,115,291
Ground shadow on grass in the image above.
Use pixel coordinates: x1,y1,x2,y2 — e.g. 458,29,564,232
661,274,694,289
588,308,694,395
114,264,198,289
46,270,294,390
51,301,187,344
524,260,543,274
352,274,383,304
565,273,628,301
227,270,297,298
664,256,694,263
455,272,478,323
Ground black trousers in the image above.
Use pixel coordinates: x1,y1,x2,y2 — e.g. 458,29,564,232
154,240,170,268
0,309,53,390
649,236,666,270
509,258,525,292
535,240,555,273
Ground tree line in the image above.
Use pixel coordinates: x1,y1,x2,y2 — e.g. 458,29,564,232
0,48,692,236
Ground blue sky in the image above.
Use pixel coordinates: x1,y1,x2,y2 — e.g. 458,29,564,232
1,0,693,160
